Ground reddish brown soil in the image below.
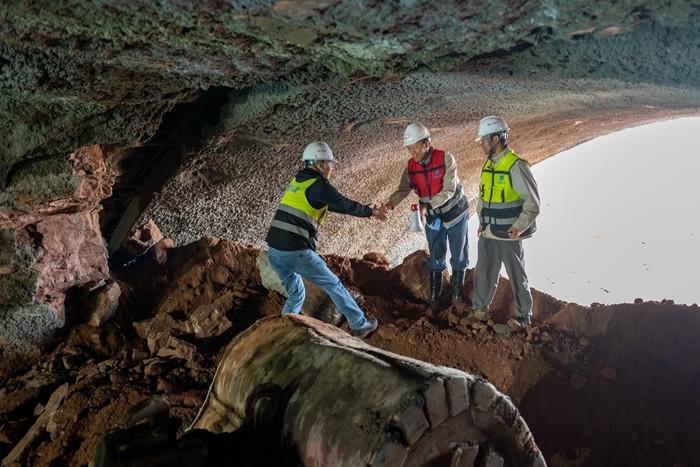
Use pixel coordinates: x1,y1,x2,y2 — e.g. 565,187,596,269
1,241,699,467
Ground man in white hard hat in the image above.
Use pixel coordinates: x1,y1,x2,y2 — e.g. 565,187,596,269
472,116,540,328
265,141,387,338
384,123,470,305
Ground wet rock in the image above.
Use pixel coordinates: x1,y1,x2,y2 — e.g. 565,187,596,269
1,145,113,321
86,281,121,327
122,219,163,258
148,238,175,265
362,252,390,266
133,314,183,341
545,302,612,337
209,264,231,286
492,324,511,336
2,383,70,466
389,250,448,303
185,294,233,339
446,311,460,326
156,336,197,361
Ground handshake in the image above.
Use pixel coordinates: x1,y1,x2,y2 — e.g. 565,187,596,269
369,202,430,223
369,202,393,221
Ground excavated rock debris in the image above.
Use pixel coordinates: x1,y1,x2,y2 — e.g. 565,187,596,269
1,239,699,467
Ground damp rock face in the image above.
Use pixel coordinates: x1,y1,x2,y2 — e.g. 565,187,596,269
1,1,699,229
0,145,113,358
2,1,700,356
2,240,700,466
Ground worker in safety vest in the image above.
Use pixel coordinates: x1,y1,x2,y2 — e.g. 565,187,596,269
385,123,470,305
265,142,387,338
472,116,540,327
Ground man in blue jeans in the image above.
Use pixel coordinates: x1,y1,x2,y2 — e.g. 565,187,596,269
265,141,388,338
385,123,470,305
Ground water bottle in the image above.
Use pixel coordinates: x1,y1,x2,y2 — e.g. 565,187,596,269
409,204,424,232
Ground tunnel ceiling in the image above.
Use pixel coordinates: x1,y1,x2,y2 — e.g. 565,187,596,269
1,0,699,188
1,0,700,328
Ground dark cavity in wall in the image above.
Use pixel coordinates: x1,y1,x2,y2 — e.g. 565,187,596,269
100,87,230,266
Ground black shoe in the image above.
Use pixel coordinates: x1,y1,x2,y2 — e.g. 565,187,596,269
430,271,443,303
451,270,465,305
351,318,378,338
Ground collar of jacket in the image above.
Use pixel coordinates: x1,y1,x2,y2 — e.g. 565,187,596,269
419,147,434,166
296,166,325,182
488,147,510,165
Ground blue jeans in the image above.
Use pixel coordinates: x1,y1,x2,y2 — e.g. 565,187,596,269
267,247,369,331
425,211,469,273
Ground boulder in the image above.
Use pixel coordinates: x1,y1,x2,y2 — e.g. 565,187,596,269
389,250,449,303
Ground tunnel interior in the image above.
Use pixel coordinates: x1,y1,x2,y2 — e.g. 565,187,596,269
1,2,700,466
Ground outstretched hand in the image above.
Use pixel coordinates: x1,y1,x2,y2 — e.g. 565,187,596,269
371,204,390,221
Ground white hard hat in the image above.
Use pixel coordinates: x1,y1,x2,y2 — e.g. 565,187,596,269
302,141,334,162
403,123,431,147
476,116,509,141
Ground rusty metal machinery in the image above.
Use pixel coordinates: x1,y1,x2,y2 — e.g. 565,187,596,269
192,315,546,467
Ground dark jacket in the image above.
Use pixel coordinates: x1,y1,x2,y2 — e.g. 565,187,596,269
266,167,372,251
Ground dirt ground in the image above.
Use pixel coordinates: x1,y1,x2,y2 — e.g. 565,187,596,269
1,239,699,466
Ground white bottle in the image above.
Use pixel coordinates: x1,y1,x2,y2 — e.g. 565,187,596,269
409,204,424,232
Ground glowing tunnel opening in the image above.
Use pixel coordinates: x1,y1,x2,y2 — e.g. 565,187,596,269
469,117,700,305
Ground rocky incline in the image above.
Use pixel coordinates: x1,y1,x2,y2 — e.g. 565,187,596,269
1,226,699,466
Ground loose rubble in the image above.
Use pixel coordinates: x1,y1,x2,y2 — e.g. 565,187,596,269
1,239,700,466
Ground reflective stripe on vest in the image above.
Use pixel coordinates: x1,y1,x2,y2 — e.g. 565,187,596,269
407,149,446,199
428,183,464,215
273,177,328,240
480,151,524,226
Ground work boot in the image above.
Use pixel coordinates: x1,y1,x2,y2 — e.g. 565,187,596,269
451,270,465,305
430,271,443,303
507,316,532,331
351,318,378,339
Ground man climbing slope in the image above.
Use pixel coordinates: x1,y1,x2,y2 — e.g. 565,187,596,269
266,141,388,338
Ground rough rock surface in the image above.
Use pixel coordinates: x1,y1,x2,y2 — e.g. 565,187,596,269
1,2,700,465
2,240,699,466
389,250,450,302
2,1,698,187
0,145,113,358
1,1,700,360
120,219,163,258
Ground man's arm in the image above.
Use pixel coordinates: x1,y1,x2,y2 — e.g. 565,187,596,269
307,178,373,217
387,166,412,209
509,160,540,233
427,152,458,209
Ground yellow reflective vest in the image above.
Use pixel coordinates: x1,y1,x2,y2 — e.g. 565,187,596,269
480,150,530,238
269,177,328,243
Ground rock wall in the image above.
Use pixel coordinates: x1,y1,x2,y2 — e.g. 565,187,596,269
1,145,113,354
